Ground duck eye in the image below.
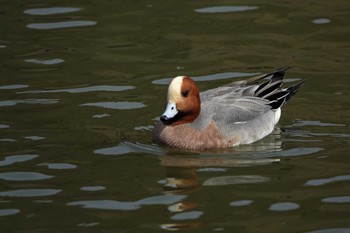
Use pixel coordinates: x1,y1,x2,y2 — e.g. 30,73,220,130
182,90,189,97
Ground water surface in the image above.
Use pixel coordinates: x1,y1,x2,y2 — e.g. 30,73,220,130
1,0,349,232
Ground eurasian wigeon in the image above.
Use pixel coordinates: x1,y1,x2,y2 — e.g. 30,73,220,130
152,69,305,150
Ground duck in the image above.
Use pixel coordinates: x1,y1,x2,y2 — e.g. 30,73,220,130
152,68,305,150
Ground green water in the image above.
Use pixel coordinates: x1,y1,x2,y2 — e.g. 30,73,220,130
1,0,350,232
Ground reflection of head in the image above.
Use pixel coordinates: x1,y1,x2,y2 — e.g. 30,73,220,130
160,222,203,231
162,165,199,195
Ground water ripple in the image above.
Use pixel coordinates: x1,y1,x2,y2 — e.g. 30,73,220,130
25,58,64,65
80,186,106,192
197,168,227,172
0,172,53,181
274,147,324,157
68,194,186,211
306,228,350,233
92,113,111,118
229,200,253,207
161,155,280,168
27,21,97,30
304,174,350,186
0,154,39,167
285,129,350,139
0,209,20,217
289,120,345,127
80,101,145,110
68,200,139,211
94,142,165,156
0,139,16,142
0,99,59,107
24,136,45,141
19,85,134,94
171,211,203,220
268,202,300,211
0,84,28,90
78,222,100,227
322,196,350,203
0,124,10,129
38,163,77,170
203,175,270,186
24,7,81,16
134,125,153,131
137,195,186,206
0,189,61,197
195,6,258,13
312,18,331,24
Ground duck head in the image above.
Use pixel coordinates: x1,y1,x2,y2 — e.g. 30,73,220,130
160,76,201,126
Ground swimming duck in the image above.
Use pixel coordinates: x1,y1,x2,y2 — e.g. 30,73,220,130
152,68,305,150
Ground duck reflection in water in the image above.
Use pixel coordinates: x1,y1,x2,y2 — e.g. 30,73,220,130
159,132,282,231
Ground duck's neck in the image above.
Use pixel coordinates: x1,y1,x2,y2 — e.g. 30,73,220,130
172,111,200,126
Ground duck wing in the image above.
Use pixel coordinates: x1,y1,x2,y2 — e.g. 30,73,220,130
201,68,305,112
195,69,305,137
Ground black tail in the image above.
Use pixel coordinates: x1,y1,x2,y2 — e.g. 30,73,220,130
248,68,305,110
285,81,306,102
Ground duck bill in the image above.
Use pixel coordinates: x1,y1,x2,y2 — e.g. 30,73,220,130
160,102,178,123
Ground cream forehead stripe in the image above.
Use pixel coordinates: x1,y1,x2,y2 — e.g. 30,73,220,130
167,76,185,103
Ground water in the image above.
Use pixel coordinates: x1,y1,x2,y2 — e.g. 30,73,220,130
1,0,349,232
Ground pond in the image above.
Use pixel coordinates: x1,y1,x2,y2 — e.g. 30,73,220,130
0,0,349,232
